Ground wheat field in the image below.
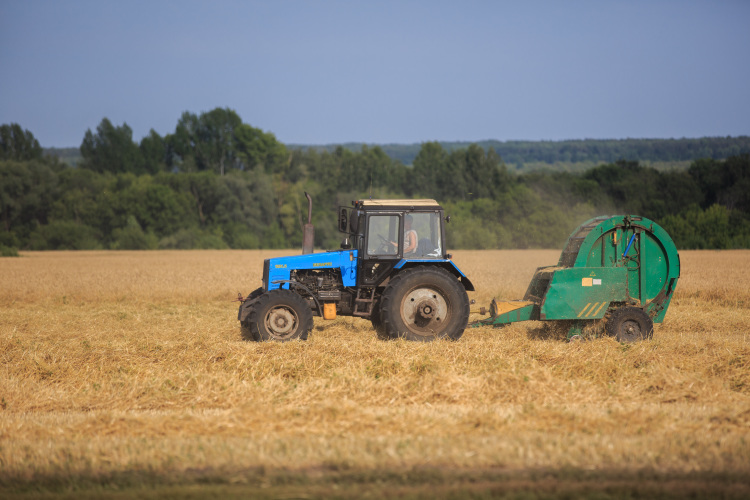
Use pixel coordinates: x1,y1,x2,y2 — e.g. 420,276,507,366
1,249,749,498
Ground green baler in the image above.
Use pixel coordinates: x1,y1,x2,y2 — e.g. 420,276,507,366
472,215,680,341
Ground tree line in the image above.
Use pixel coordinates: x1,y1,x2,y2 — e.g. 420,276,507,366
1,112,749,255
296,136,750,169
46,135,750,172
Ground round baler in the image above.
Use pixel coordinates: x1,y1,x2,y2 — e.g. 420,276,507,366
471,215,680,341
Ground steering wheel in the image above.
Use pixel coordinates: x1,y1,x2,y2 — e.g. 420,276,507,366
377,234,395,254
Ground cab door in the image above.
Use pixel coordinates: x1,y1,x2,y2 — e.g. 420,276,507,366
359,213,402,286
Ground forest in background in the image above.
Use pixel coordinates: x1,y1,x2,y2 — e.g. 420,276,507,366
47,135,750,173
294,136,750,172
2,110,749,254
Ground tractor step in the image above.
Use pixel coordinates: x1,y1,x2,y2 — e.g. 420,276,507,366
353,287,376,317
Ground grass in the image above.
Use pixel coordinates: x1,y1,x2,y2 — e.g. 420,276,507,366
1,249,749,498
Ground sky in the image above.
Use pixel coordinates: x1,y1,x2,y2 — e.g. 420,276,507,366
1,0,749,148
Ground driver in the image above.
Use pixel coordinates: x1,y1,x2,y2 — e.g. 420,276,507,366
391,214,418,255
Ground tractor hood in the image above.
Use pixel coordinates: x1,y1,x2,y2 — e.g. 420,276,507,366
264,250,358,290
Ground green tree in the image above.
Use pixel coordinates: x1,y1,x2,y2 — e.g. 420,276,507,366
113,174,190,236
457,144,510,199
234,123,288,173
0,160,57,240
27,220,101,250
412,142,447,197
139,129,167,174
169,108,243,175
111,215,158,250
688,154,750,212
52,168,115,239
213,170,279,248
80,118,144,174
0,123,43,161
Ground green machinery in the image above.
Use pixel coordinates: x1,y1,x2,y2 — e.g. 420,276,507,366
471,215,680,341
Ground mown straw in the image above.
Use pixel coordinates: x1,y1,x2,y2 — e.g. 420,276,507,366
0,249,748,483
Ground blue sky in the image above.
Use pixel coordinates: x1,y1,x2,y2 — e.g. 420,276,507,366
1,0,748,148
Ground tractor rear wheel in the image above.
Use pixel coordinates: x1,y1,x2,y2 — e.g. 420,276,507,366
370,298,389,340
245,289,313,342
379,266,469,341
606,307,653,342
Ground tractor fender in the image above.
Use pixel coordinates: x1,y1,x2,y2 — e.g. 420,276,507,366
393,259,475,291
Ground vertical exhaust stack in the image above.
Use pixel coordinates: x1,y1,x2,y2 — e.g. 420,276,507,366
302,192,314,254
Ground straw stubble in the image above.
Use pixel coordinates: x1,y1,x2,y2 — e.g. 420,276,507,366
1,249,748,486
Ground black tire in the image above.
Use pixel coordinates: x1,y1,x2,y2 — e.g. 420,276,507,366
605,307,653,342
245,289,313,342
238,288,264,319
239,287,264,341
370,297,389,340
240,321,259,341
379,266,469,341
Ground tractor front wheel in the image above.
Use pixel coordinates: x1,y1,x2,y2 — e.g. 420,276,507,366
379,266,469,341
245,289,313,342
606,307,653,342
239,287,264,341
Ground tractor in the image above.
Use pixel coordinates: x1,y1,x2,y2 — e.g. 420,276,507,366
237,195,474,342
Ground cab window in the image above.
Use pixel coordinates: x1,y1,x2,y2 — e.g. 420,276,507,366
408,212,442,258
366,215,399,256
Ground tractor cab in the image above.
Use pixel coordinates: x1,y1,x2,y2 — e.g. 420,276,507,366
339,199,447,287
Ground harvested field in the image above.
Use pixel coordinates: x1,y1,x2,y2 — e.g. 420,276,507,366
1,249,749,498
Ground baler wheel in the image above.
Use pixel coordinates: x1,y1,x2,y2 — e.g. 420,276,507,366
379,266,469,342
606,307,653,342
245,289,313,342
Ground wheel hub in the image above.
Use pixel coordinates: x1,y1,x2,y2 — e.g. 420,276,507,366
622,319,640,338
266,307,296,336
416,300,437,319
401,288,449,333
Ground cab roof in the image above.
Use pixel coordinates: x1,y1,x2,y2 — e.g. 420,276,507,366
354,199,442,210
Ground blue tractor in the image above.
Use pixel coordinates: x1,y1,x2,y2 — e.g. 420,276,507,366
238,196,475,342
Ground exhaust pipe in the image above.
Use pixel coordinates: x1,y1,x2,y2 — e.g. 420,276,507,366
302,192,314,254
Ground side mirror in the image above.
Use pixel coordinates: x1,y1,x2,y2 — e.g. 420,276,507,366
338,208,349,233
